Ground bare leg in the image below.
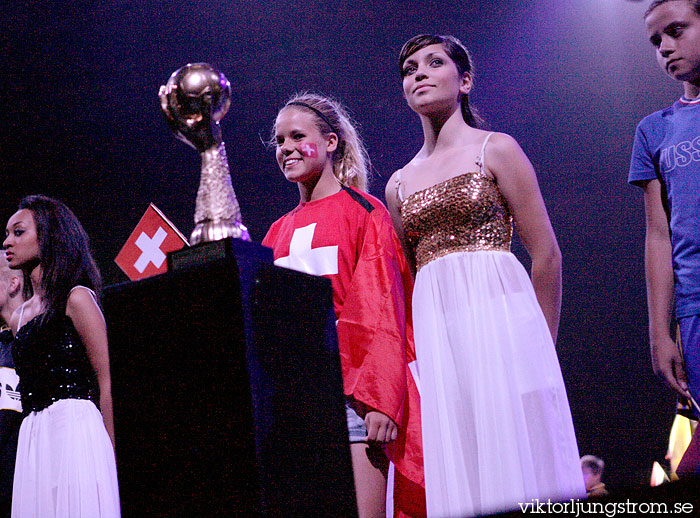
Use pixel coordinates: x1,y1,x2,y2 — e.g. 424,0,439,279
350,442,388,518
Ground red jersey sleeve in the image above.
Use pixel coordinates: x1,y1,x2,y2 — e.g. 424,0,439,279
336,209,409,425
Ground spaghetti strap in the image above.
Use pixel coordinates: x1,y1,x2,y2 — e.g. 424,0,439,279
70,285,95,296
476,132,495,177
395,170,405,202
17,302,27,329
70,285,98,304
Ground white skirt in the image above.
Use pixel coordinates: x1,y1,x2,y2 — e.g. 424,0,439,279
12,399,120,518
413,251,585,518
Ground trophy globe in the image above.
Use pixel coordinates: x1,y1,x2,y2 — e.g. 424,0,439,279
160,63,249,245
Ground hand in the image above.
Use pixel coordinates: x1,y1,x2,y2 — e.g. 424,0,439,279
651,334,690,398
158,83,222,153
364,411,398,443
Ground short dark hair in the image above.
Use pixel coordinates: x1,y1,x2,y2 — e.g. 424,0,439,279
645,0,700,18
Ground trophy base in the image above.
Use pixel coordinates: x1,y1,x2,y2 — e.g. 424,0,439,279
168,237,270,271
190,218,250,245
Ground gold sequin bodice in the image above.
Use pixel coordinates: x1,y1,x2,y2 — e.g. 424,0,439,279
400,172,512,271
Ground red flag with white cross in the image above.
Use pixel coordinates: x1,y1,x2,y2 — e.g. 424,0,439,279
115,204,189,281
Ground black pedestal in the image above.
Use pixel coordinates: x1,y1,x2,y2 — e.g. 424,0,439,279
104,240,356,517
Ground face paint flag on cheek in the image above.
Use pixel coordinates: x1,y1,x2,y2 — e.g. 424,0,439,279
300,142,318,158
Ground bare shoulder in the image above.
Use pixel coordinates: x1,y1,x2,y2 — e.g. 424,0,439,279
386,150,425,195
66,287,101,319
483,132,533,180
485,132,523,157
385,168,403,203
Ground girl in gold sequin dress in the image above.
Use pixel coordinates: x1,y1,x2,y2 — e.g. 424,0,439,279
385,35,585,518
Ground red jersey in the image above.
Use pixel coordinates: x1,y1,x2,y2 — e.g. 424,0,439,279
263,186,424,515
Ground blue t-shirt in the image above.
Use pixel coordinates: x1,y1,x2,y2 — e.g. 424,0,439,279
629,98,700,318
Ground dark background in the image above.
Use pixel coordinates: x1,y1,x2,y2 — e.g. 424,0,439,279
2,0,684,490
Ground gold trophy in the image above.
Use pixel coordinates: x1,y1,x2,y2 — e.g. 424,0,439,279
159,63,250,244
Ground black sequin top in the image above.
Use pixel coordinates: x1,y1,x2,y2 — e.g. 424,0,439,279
12,314,98,415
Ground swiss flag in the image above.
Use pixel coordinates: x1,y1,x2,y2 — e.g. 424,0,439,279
115,204,189,281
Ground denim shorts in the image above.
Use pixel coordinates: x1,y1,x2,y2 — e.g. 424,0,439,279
345,401,367,443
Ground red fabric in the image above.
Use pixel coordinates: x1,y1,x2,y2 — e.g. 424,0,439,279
263,187,425,510
394,468,427,518
115,203,188,280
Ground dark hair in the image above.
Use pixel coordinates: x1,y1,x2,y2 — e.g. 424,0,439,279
645,0,700,17
18,195,101,322
399,34,484,128
273,92,371,191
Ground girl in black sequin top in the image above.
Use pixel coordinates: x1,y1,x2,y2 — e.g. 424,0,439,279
3,195,120,517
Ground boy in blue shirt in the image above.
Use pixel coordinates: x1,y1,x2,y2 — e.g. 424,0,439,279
629,0,700,474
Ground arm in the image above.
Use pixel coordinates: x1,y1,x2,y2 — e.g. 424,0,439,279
643,179,689,397
337,208,411,443
66,287,116,446
488,133,562,342
385,171,416,276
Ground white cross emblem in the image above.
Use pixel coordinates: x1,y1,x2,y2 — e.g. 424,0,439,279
274,223,338,276
134,227,168,273
300,143,317,157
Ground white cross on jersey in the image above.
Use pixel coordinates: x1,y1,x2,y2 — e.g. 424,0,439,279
274,223,338,276
134,227,168,273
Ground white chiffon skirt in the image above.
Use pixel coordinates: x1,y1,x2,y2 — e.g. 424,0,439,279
413,251,584,518
12,399,120,518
